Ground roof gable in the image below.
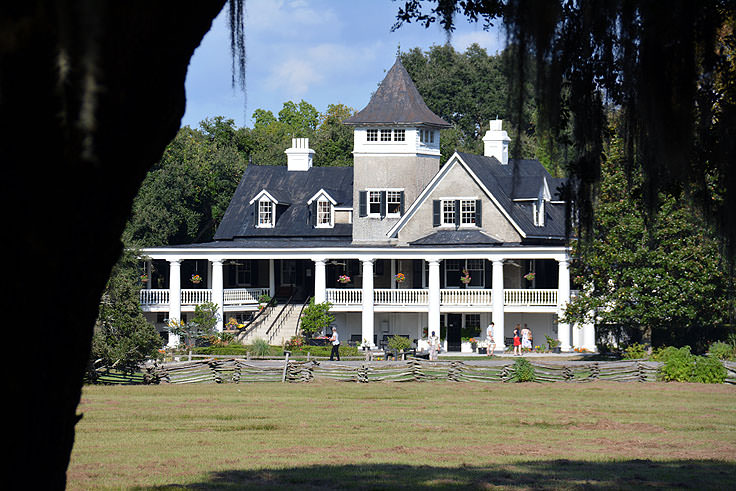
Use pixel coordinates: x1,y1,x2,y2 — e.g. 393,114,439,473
344,57,450,128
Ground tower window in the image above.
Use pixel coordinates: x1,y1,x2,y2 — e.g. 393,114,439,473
380,129,392,141
369,191,381,215
367,129,378,141
387,191,402,215
394,129,405,141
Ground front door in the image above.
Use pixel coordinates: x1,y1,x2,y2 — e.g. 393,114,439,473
447,313,462,352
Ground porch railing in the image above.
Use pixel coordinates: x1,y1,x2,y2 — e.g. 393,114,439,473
181,289,212,305
504,289,557,306
440,289,492,306
326,288,362,305
374,288,428,305
139,289,169,305
224,288,270,305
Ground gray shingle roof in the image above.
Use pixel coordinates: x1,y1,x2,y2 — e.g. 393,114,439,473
343,58,451,128
214,165,353,240
410,230,502,246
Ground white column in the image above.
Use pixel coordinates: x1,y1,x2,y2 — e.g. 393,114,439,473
168,259,181,347
557,257,571,352
269,259,276,297
211,259,224,332
491,259,505,351
361,259,375,347
428,259,441,339
145,260,152,290
313,258,326,304
582,322,596,352
390,259,396,289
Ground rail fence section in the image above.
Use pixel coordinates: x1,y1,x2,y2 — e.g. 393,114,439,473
135,359,736,385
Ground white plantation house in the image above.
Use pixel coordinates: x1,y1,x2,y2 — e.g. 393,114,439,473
140,58,595,353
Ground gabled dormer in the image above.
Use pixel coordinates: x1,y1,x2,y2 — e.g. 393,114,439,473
307,189,337,228
533,177,552,227
249,189,287,229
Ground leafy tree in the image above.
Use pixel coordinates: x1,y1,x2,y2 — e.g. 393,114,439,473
313,103,355,167
563,120,734,351
300,299,334,337
169,301,220,348
394,0,736,259
90,250,162,375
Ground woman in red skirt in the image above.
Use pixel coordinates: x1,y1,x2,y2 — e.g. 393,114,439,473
513,325,521,355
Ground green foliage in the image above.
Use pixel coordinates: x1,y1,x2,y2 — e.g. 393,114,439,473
300,299,334,337
287,345,360,357
169,301,219,348
510,358,536,383
708,341,736,361
622,343,649,360
657,346,695,382
545,334,560,350
388,335,413,352
91,249,162,375
692,356,727,384
250,338,271,357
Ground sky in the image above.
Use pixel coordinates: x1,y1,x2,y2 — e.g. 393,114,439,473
182,0,505,129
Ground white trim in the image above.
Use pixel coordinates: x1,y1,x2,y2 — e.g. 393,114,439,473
248,189,279,205
256,199,275,228
307,188,337,206
386,153,527,238
315,198,334,228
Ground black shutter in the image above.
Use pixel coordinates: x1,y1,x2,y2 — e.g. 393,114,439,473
359,191,367,217
399,191,405,215
227,262,236,287
251,260,259,286
253,202,258,227
432,200,441,227
475,199,482,227
484,259,491,289
412,259,422,288
454,199,461,229
379,190,387,218
309,201,317,227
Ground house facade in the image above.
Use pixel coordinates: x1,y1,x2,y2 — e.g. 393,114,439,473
139,58,596,353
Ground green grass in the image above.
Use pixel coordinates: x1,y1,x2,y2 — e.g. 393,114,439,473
68,382,736,489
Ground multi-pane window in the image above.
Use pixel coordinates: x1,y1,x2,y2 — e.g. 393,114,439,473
235,261,252,285
317,199,332,227
258,199,273,227
369,191,381,215
442,200,456,225
460,199,476,225
387,191,402,215
380,129,392,141
419,129,435,143
393,129,405,141
367,129,378,141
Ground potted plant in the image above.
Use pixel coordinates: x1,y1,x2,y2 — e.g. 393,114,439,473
545,334,561,353
469,337,478,352
140,273,148,283
394,272,405,284
191,273,202,284
460,269,471,285
523,271,536,281
337,274,351,285
258,294,272,310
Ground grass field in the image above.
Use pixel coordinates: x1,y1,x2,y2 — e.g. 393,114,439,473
68,381,736,489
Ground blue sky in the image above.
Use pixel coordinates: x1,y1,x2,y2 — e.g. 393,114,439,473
182,0,504,129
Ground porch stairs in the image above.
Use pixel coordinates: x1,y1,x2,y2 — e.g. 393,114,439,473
238,298,305,346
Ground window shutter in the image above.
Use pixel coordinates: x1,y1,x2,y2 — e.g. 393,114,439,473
432,200,441,227
412,259,422,289
253,202,259,227
379,190,387,218
309,201,317,227
454,199,461,229
399,191,405,215
359,191,367,217
475,199,482,227
227,263,236,287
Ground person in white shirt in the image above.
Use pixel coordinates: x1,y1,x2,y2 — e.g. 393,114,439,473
428,331,440,361
329,326,340,361
486,322,496,357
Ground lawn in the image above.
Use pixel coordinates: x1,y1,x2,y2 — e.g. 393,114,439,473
68,381,736,489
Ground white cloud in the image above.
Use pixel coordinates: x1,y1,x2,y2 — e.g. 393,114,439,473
246,0,341,36
451,30,505,54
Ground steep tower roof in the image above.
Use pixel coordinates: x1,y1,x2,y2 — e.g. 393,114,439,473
344,57,451,128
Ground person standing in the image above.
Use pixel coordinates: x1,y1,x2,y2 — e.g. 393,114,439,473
428,330,440,361
486,321,496,357
513,325,521,356
329,326,340,361
521,324,532,351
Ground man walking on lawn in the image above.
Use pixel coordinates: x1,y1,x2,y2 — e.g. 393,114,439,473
329,326,340,361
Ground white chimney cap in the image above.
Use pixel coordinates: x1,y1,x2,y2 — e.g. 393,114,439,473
285,138,314,171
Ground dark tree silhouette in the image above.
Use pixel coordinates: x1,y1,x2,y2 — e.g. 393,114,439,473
395,0,736,260
2,1,231,488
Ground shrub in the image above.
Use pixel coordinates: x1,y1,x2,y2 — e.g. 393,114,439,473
285,335,306,351
622,343,649,360
250,338,271,357
708,341,736,361
657,346,696,382
300,299,334,337
510,358,536,382
692,355,727,384
388,335,412,352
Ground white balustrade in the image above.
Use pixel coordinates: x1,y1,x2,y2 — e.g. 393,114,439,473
224,288,270,305
374,288,428,305
139,289,169,305
181,289,212,305
440,289,492,306
504,289,558,306
326,288,362,304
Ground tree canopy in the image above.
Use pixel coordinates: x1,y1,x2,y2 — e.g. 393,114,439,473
395,0,736,259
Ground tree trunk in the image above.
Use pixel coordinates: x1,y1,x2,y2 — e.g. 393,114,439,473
3,2,227,488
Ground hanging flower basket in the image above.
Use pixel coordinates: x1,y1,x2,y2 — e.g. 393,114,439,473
394,272,405,283
460,269,471,284
191,274,202,284
140,273,148,283
337,274,351,284
523,272,536,281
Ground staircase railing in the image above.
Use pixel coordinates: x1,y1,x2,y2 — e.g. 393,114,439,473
237,296,277,341
295,296,312,336
264,294,294,344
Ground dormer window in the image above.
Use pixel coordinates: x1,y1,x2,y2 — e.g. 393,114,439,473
316,198,333,228
258,199,274,228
